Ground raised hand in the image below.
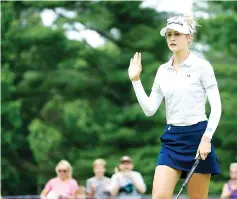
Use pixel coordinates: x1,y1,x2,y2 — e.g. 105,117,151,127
128,52,142,81
114,166,119,174
91,183,97,193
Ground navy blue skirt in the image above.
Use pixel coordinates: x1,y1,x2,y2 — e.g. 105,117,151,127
157,121,221,178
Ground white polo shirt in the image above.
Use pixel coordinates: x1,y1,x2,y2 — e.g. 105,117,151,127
153,52,217,125
132,52,221,138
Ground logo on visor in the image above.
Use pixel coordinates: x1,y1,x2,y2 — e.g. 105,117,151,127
168,21,183,26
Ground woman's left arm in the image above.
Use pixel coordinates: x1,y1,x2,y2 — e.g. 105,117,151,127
197,84,222,160
203,85,222,138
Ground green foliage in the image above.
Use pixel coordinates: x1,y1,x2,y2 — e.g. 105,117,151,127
193,1,237,194
28,119,63,163
1,1,236,196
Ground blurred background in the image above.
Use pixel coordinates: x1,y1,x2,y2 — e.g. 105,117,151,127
1,0,237,197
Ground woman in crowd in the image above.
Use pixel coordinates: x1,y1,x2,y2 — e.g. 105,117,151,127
40,160,79,199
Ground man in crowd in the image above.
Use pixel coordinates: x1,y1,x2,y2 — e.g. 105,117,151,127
86,158,111,198
109,156,146,198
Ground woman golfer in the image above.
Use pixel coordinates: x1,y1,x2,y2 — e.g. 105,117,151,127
129,15,221,199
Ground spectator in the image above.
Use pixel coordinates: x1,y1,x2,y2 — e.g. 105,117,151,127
40,160,79,199
109,156,146,198
221,163,237,199
86,159,111,198
76,186,86,199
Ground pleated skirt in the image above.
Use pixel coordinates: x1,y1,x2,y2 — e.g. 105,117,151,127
157,121,221,178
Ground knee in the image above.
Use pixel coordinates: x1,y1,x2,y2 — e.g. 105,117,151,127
188,193,206,199
152,191,170,199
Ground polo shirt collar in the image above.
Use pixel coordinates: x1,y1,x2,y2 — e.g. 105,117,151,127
166,51,196,69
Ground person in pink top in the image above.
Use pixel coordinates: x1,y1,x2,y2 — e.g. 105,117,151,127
40,160,79,199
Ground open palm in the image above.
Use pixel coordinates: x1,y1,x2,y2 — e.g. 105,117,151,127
128,52,142,81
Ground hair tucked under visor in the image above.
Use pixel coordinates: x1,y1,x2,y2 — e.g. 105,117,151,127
183,15,199,35
160,15,199,37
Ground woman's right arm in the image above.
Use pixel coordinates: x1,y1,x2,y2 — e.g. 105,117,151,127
129,52,163,117
132,79,163,116
221,184,232,199
40,180,52,199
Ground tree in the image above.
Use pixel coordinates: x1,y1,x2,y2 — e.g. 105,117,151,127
2,1,236,195
1,1,168,194
193,1,237,194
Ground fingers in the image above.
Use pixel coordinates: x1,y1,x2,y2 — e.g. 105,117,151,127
195,149,207,160
135,52,139,63
133,52,142,64
199,149,210,160
200,152,208,160
196,148,208,160
196,141,211,160
139,52,142,65
133,52,137,63
130,58,133,65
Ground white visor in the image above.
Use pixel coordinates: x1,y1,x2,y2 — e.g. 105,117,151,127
160,16,191,36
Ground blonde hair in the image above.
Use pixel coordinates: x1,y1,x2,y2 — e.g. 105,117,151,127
183,14,199,46
183,14,199,35
55,160,73,178
93,158,106,167
230,163,237,170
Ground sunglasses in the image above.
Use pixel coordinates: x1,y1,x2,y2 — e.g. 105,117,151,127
58,169,68,173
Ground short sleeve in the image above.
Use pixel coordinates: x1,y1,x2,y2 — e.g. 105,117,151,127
108,174,118,192
86,179,92,193
71,179,79,194
151,66,163,94
44,179,53,192
200,62,217,89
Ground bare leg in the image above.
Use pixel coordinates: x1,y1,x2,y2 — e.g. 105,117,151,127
152,165,181,199
187,173,211,199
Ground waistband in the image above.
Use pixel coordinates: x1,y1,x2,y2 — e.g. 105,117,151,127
165,121,207,133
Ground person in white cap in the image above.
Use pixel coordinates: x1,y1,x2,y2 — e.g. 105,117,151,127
109,156,146,198
128,15,222,199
